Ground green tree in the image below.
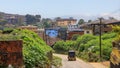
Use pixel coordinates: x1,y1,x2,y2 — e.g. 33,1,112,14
43,22,50,28
88,20,92,23
41,18,52,28
112,26,120,34
71,34,80,41
25,14,36,25
25,14,41,25
112,26,120,42
78,19,84,25
35,15,41,22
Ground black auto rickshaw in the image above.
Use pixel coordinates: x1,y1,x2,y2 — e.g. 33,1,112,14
68,50,76,61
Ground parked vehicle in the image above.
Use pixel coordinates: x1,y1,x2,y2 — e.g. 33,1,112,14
68,50,76,61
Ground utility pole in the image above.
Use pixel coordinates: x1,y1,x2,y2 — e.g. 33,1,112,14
99,18,102,61
91,18,103,61
45,29,47,44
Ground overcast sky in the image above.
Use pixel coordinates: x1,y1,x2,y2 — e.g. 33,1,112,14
0,0,120,18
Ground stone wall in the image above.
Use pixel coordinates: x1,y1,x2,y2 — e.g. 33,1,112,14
0,40,23,67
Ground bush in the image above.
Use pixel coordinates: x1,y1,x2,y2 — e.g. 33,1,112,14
52,56,62,68
0,29,52,68
53,40,75,54
71,34,80,40
102,32,116,40
75,34,97,50
112,25,120,34
54,32,117,62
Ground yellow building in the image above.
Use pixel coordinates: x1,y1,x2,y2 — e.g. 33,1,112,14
56,18,77,27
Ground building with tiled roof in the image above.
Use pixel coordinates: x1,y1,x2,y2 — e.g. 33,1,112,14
56,18,77,27
82,19,120,35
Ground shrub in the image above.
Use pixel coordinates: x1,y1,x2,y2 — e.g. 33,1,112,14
71,34,80,41
0,29,52,68
53,40,75,54
54,32,117,62
52,56,62,68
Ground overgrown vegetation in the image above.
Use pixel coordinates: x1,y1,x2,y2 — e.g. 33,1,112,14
0,29,52,68
110,26,120,66
112,26,120,43
53,40,76,54
71,34,80,41
53,32,117,62
52,56,62,68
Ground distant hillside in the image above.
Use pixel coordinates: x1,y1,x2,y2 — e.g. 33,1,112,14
0,12,26,27
0,12,41,27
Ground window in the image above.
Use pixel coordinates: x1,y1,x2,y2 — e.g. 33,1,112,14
86,31,90,34
104,31,107,33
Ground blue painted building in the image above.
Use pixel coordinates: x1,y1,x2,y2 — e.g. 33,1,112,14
45,28,59,38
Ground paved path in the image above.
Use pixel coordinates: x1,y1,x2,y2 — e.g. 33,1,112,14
53,54,94,68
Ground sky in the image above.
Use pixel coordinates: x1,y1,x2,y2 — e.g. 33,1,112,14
0,0,120,19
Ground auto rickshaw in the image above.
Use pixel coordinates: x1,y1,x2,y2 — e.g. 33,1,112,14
68,50,76,61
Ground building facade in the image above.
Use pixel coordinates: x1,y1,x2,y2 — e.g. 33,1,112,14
19,25,38,32
81,19,120,35
56,18,77,27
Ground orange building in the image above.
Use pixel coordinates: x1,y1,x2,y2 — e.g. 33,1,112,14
19,25,38,32
56,18,77,27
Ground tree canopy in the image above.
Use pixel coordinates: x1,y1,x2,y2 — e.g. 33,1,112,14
25,14,41,25
41,18,53,28
78,19,85,25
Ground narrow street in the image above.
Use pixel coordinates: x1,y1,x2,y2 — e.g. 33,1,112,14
53,54,94,68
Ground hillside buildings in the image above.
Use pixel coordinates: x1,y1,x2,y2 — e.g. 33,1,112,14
56,18,77,27
0,12,25,25
66,18,120,39
19,25,44,39
19,25,38,32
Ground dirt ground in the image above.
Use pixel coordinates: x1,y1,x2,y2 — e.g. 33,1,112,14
54,54,94,68
54,53,110,68
90,61,110,68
